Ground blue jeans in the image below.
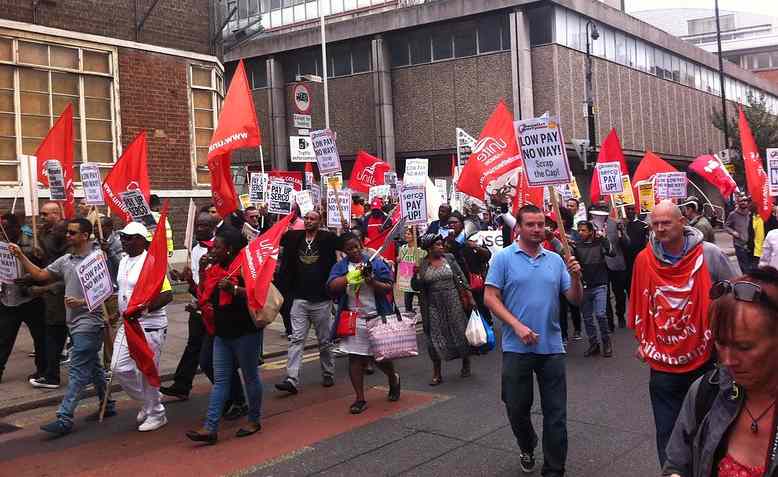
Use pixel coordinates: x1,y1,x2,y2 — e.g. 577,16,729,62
204,333,263,432
649,364,713,466
734,245,755,274
581,285,610,346
57,330,114,428
502,352,567,477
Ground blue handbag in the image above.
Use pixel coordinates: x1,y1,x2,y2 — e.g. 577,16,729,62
482,314,496,352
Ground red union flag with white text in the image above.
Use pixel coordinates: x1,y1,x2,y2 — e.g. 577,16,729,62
102,131,151,221
349,150,390,193
208,60,261,160
738,107,773,221
241,212,294,312
457,100,522,200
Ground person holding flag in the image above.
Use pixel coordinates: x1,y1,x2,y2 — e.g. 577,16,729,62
9,219,114,436
110,222,173,432
186,226,263,444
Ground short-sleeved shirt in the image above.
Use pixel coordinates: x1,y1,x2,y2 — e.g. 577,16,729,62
117,250,172,329
485,242,572,354
47,248,105,334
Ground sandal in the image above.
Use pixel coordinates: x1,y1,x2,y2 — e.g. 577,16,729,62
349,400,368,414
388,373,401,402
429,376,443,386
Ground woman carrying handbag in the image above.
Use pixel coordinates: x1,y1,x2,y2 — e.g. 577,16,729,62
327,234,401,415
412,234,473,386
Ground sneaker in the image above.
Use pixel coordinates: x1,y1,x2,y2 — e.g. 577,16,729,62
322,375,335,388
223,403,248,421
275,379,298,395
30,377,60,389
138,415,167,432
159,386,189,400
571,332,583,342
137,409,147,424
40,420,71,436
519,451,536,473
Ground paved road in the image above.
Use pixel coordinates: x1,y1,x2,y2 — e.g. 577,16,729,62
0,327,661,477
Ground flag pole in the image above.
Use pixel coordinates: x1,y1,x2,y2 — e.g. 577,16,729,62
548,186,571,259
10,185,21,214
99,329,123,422
92,204,116,418
259,146,265,229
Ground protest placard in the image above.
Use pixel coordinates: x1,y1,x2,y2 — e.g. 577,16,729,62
268,170,303,191
435,179,447,202
77,250,113,311
611,175,635,207
369,185,390,204
249,172,268,204
326,188,351,228
311,183,322,207
404,159,428,187
655,172,687,199
638,181,655,214
120,189,157,230
268,180,294,215
0,242,18,284
239,194,251,210
295,190,314,216
469,230,504,264
515,116,572,186
555,177,582,201
596,162,624,194
45,160,67,200
310,128,341,174
80,163,104,205
325,173,343,192
767,148,778,196
18,155,39,217
400,186,428,225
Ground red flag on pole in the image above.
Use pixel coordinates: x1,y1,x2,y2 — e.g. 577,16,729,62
364,207,401,263
349,150,390,193
457,100,522,200
36,103,75,218
512,161,545,214
631,150,678,199
589,128,628,203
207,60,261,218
102,131,151,221
738,107,773,221
121,201,170,388
241,212,295,312
689,154,738,200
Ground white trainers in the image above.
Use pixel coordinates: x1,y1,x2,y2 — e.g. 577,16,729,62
136,409,147,424
138,415,167,432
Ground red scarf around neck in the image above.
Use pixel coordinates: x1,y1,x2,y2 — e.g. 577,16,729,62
197,255,242,335
628,242,713,373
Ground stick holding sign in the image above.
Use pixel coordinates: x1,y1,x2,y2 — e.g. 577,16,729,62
547,186,572,259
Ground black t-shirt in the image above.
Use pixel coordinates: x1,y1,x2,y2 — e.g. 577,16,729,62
213,278,257,339
280,230,337,302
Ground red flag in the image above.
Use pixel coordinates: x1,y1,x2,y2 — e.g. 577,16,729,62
241,213,295,311
208,152,239,218
512,161,544,215
208,60,261,160
349,150,391,193
590,128,628,203
457,100,522,200
450,154,456,178
36,103,75,218
689,154,737,200
102,131,151,221
738,107,773,221
121,201,170,388
364,207,401,263
631,151,678,199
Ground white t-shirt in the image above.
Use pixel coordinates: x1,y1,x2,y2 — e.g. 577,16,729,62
191,243,209,286
117,250,169,328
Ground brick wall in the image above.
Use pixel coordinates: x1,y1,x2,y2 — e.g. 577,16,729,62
0,0,212,54
117,48,195,191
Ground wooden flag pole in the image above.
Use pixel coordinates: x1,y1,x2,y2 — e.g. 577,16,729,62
548,186,571,259
10,185,21,214
93,204,116,423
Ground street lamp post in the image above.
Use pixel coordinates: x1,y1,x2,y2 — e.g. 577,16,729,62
319,4,330,129
585,21,600,169
714,0,730,151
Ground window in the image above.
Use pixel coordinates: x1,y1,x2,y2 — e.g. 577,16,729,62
528,5,553,46
646,45,655,75
352,41,371,73
190,65,224,185
0,36,117,183
246,58,267,89
615,31,626,65
754,52,771,69
390,38,409,67
636,40,647,71
603,26,615,61
409,32,430,64
671,56,680,82
432,28,453,61
329,43,351,77
626,37,636,67
453,25,477,58
554,7,567,46
477,15,503,53
566,11,581,51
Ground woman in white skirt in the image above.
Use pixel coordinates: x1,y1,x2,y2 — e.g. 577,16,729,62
327,234,401,414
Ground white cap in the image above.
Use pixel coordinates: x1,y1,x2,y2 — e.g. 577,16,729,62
119,222,150,241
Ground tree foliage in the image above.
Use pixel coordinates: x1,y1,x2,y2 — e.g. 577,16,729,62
711,92,778,158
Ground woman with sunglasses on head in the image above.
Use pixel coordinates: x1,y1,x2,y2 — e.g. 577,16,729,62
663,266,778,477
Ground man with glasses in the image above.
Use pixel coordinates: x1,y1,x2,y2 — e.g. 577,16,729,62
628,200,736,466
726,194,756,273
9,218,115,436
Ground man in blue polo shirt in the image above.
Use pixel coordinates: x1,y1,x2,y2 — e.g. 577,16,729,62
485,204,583,477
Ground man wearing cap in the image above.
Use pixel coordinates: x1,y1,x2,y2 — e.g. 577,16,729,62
112,222,173,431
681,197,714,243
9,218,115,436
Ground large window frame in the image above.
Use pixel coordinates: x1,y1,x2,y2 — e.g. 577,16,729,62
0,34,118,185
189,65,225,187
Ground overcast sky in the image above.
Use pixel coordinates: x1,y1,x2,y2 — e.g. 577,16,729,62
625,0,778,18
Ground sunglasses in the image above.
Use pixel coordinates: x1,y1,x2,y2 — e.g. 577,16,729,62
65,230,81,236
710,281,778,311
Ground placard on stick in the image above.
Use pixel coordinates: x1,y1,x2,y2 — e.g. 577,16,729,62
0,242,19,284
638,181,655,213
400,186,428,225
767,148,778,197
515,116,572,186
120,190,157,230
268,180,294,215
249,172,268,204
310,128,341,175
77,250,113,311
295,190,314,216
326,188,351,228
611,175,635,207
404,159,428,187
80,163,104,205
596,162,624,194
369,185,390,204
655,172,687,199
46,160,67,200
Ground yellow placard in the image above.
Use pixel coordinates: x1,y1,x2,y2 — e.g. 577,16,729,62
326,174,342,191
239,193,251,209
611,175,635,207
569,177,582,200
638,181,655,214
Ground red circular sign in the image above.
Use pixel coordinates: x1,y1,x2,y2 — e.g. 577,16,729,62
293,84,312,114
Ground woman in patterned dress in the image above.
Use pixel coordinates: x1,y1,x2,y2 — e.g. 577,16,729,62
412,234,472,386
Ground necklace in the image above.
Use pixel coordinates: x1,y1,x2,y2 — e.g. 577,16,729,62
744,398,777,434
304,232,316,251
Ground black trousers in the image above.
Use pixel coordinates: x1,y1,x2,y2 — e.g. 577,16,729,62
43,323,67,382
0,299,46,377
170,311,206,393
606,269,629,325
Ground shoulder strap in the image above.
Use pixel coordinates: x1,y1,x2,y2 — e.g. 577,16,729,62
694,368,720,429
